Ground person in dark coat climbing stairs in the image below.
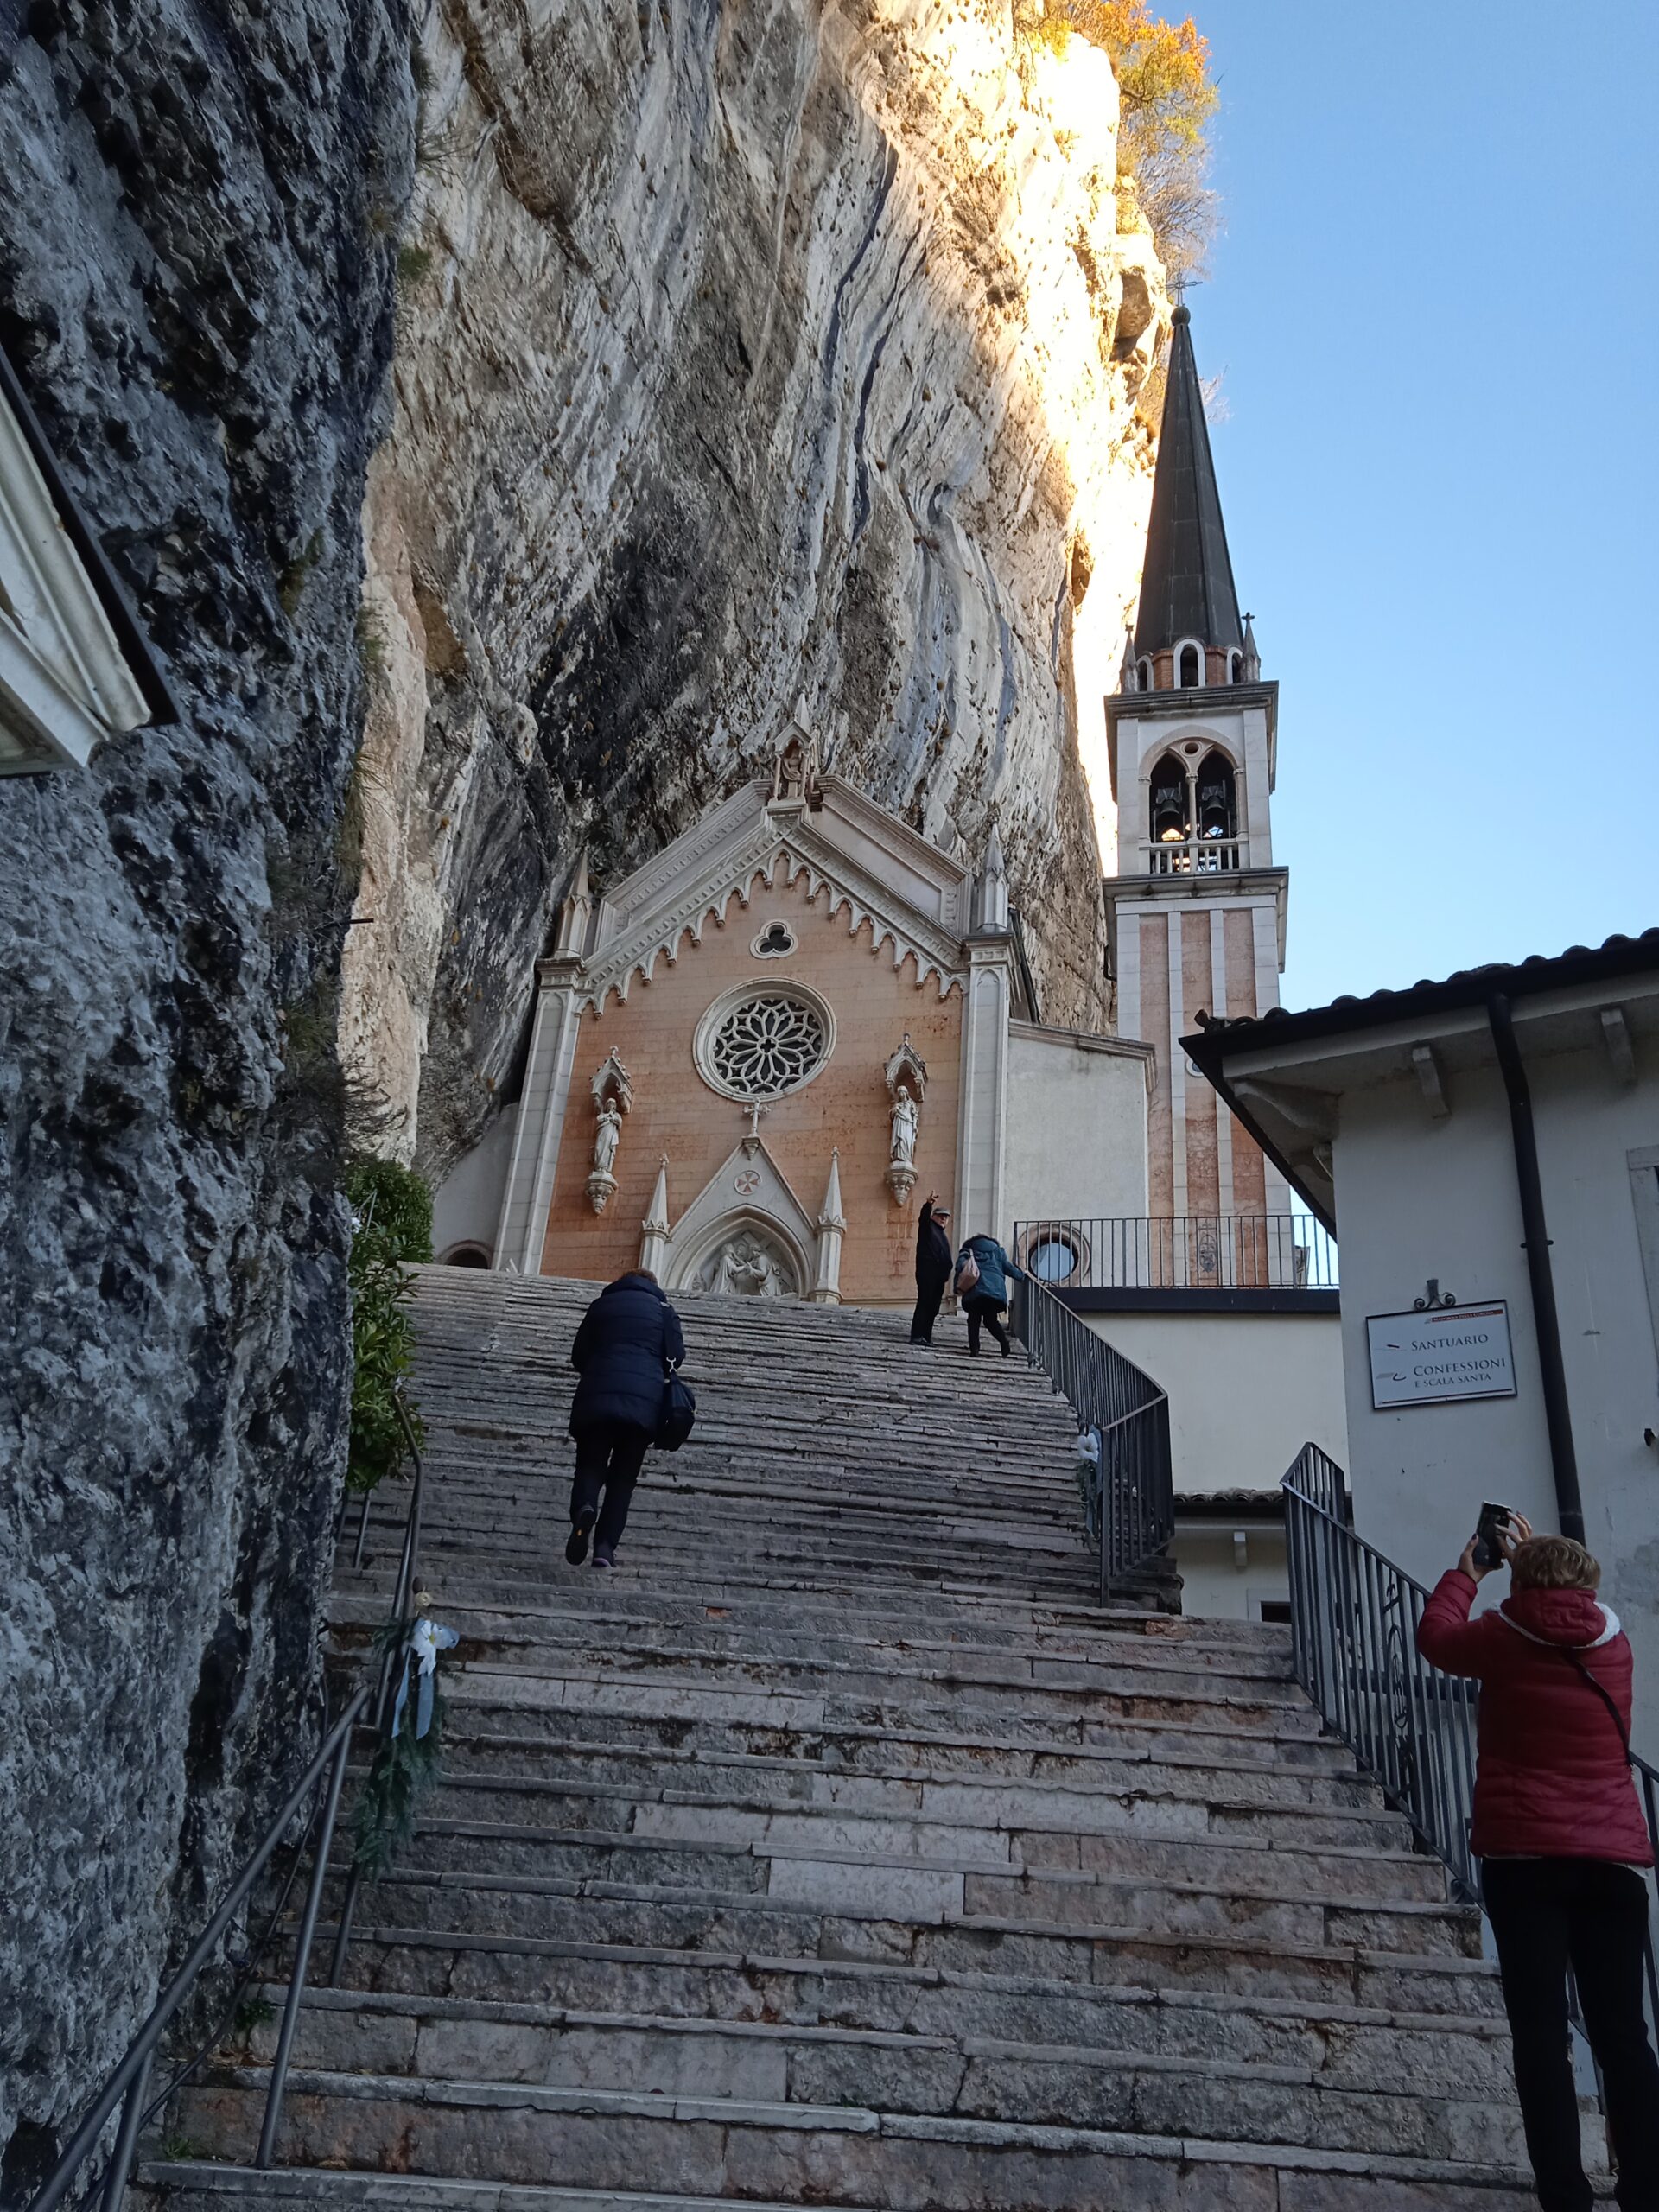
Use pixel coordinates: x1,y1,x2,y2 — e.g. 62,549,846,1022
956,1231,1023,1357
565,1269,685,1569
910,1193,953,1347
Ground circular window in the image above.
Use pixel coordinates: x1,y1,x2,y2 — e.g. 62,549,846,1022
1019,1227,1089,1286
751,921,797,959
694,984,835,1100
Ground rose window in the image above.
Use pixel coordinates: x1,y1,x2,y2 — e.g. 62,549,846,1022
705,991,830,1098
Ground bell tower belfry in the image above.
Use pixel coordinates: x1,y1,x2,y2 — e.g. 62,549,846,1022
1105,306,1291,1222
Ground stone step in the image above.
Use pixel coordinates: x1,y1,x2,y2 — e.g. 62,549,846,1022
244,1976,1518,2120
388,1802,1448,1916
328,1589,1298,1681
276,1931,1509,2073
338,1562,1218,1643
340,1814,1468,1955
350,1614,1304,1707
430,1701,1357,1787
438,1660,1323,1747
333,1570,1285,1649
320,1907,1503,2021
410,1766,1407,1856
169,2063,1538,2190
137,2157,1560,2212
425,1726,1382,1814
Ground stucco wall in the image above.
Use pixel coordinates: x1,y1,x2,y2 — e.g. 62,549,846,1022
1079,1307,1349,1497
432,1113,516,1262
541,869,963,1303
1173,1522,1289,1622
1331,1048,1659,1748
1004,1023,1150,1236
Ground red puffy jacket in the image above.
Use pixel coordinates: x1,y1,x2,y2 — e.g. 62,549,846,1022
1416,1570,1651,1864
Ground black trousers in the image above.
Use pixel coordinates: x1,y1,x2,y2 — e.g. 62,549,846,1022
1482,1856,1659,2211
964,1294,1010,1355
911,1275,948,1344
569,1423,651,1556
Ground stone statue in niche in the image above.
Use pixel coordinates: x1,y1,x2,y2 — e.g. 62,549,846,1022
769,711,821,808
586,1050,634,1213
890,1085,918,1169
883,1034,928,1206
594,1099,622,1179
586,1094,627,1215
701,1231,791,1298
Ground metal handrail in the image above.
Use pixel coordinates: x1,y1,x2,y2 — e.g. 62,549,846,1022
28,1392,428,2212
1282,1442,1659,2029
1014,1274,1173,1599
1013,1212,1339,1293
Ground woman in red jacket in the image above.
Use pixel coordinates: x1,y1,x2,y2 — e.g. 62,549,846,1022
1418,1517,1659,2212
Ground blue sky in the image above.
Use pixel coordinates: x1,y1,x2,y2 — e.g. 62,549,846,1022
1179,1,1658,1010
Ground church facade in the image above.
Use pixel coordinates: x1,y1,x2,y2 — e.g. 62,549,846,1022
446,732,1152,1302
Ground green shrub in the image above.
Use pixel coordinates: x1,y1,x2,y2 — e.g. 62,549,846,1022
346,1157,434,1262
345,1158,432,1493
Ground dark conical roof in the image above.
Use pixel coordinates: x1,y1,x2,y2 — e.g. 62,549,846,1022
1133,307,1243,659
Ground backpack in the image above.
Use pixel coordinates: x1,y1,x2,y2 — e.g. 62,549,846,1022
954,1250,980,1297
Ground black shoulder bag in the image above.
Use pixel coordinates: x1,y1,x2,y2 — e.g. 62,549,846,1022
655,1306,696,1452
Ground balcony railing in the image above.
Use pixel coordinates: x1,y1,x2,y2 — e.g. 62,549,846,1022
1013,1213,1339,1294
1144,836,1242,874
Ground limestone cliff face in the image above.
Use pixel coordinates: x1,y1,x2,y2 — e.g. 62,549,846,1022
342,0,1167,1175
0,0,411,2167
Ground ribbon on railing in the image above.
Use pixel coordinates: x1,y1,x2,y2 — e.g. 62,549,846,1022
390,1616,458,1741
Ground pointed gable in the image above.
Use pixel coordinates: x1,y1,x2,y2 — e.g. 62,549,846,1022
581,775,975,1008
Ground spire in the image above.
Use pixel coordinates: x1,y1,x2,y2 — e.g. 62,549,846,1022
1133,306,1243,670
1242,610,1260,680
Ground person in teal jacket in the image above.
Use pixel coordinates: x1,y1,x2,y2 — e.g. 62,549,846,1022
957,1233,1024,1357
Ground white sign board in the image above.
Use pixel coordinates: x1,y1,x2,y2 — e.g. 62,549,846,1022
1366,1301,1517,1410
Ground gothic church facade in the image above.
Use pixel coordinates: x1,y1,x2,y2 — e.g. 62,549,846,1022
433,308,1294,1309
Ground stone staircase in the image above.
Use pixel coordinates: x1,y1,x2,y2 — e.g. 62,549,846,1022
139,1266,1560,2209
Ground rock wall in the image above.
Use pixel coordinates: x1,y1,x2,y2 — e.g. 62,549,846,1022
0,0,412,2176
340,0,1167,1177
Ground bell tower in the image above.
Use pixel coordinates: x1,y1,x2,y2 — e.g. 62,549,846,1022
1105,306,1291,1224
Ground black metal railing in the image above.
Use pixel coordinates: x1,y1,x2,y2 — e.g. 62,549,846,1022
1015,1274,1173,1599
1013,1212,1339,1293
26,1394,428,2212
1282,1442,1659,2026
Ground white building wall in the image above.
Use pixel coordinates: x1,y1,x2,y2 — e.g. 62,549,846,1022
1003,1025,1151,1236
432,1110,518,1260
1078,1308,1348,1496
1173,1522,1290,1621
1331,1047,1659,1750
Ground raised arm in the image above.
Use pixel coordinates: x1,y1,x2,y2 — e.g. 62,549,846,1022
1415,1513,1532,1678
1414,1569,1488,1676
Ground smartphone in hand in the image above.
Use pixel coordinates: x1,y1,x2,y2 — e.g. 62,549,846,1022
1473,1502,1516,1571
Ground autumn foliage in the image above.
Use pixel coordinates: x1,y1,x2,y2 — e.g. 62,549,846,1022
1014,0,1217,276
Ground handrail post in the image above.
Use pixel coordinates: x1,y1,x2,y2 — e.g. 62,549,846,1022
255,1726,353,2168
99,2052,151,2212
